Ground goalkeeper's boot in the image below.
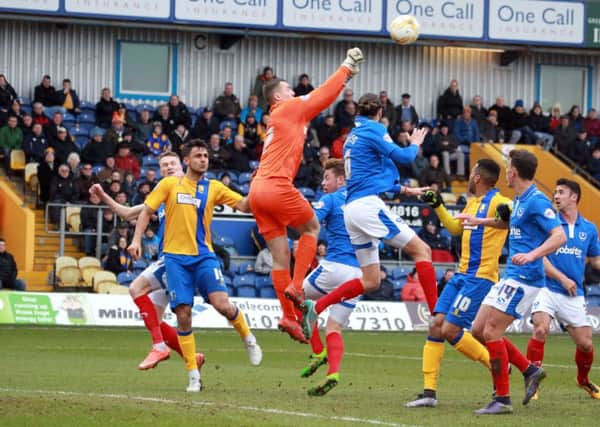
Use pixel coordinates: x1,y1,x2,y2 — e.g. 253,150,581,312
406,393,438,408
300,300,318,340
300,350,328,378
474,400,513,415
284,285,305,309
577,380,600,399
138,348,170,370
308,373,339,396
278,316,308,344
196,353,205,371
523,366,546,405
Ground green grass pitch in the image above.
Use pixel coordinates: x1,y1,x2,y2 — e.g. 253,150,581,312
0,326,597,426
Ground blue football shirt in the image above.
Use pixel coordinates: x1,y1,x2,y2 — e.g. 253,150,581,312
504,184,561,287
546,213,600,296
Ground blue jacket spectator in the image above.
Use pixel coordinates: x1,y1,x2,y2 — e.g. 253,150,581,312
22,123,49,162
453,106,480,146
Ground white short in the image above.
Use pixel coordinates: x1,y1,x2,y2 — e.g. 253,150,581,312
343,196,416,266
139,257,169,308
482,277,541,319
303,260,362,326
531,287,591,328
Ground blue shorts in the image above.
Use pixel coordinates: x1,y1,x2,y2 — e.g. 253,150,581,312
164,253,228,309
434,273,494,329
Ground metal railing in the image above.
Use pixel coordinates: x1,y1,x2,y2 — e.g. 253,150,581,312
44,202,118,258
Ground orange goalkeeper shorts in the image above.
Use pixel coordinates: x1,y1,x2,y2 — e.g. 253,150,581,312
249,178,315,241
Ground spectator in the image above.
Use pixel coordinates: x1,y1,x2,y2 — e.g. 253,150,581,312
0,115,23,171
114,143,140,179
121,171,136,197
49,163,80,223
549,103,562,130
142,227,160,261
528,103,553,150
395,93,419,127
105,236,132,275
0,74,18,113
106,177,122,199
81,191,104,255
6,99,24,127
170,123,191,157
488,96,513,136
107,220,131,249
252,66,276,111
508,99,533,144
133,108,153,146
437,123,465,179
571,130,592,167
588,146,600,181
219,125,233,146
143,168,159,189
318,146,331,169
95,88,119,128
214,82,241,121
114,103,136,130
401,268,426,302
131,181,151,205
418,219,450,250
437,269,455,296
76,162,98,201
81,128,110,165
469,95,488,126
437,79,463,124
66,152,81,179
153,104,175,135
227,134,255,172
568,105,585,132
553,115,577,157
207,133,231,171
317,240,327,260
37,148,57,204
254,246,273,275
479,110,504,142
31,102,50,127
237,113,260,149
421,122,440,158
0,238,26,291
334,88,358,128
363,265,394,301
315,114,337,148
51,126,79,165
102,114,126,155
419,153,449,190
45,112,71,146
20,113,34,140
453,106,480,147
168,95,192,128
378,90,397,131
584,109,600,146
240,95,263,124
255,113,269,159
337,98,356,130
294,153,322,190
55,79,81,115
22,122,49,162
34,75,57,107
115,191,129,206
145,122,170,157
330,127,350,159
294,73,314,96
220,172,243,195
192,106,219,141
411,146,429,179
97,156,118,184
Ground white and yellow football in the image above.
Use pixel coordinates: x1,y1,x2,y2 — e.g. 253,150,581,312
389,15,420,45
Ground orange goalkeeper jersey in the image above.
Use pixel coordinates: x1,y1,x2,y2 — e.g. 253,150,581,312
253,66,351,183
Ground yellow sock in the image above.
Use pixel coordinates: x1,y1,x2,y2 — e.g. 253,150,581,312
177,330,198,371
229,307,250,340
423,337,445,391
452,331,490,369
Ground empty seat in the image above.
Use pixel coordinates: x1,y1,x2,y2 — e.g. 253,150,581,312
391,267,408,280
78,112,96,124
92,271,118,292
249,160,259,170
236,285,257,298
79,101,96,111
586,286,600,297
226,285,236,297
255,275,273,289
10,150,26,172
79,257,103,286
238,172,252,185
142,155,159,167
117,271,137,286
237,262,254,274
133,259,149,273
233,273,257,288
66,206,81,232
25,162,39,192
259,286,277,299
298,187,316,200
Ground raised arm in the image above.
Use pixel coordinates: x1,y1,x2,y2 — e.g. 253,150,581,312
90,183,144,221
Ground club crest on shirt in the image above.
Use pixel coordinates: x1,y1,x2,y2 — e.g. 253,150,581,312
579,232,587,241
516,208,524,217
479,203,486,213
197,185,204,194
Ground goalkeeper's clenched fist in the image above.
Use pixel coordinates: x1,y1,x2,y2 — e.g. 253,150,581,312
342,47,364,76
420,190,443,208
495,203,512,222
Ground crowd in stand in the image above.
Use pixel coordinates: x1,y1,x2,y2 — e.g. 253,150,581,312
2,71,600,281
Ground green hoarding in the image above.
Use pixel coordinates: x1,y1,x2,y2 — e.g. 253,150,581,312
586,3,600,48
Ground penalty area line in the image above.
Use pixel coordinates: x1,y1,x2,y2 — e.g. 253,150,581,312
0,388,420,427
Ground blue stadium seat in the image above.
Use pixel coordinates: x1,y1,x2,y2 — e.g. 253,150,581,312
142,155,159,167
117,271,137,286
136,104,155,115
75,136,89,150
391,267,408,280
239,183,249,196
225,263,238,278
132,259,148,274
78,112,96,124
214,235,235,248
70,125,93,136
92,165,104,176
219,119,237,131
391,279,407,291
259,286,277,299
238,262,254,274
21,105,32,115
586,286,600,297
236,285,257,298
79,101,95,112
238,172,252,185
586,295,600,307
249,160,259,170
223,276,233,287
233,273,257,288
63,120,75,130
255,275,273,289
298,187,316,200
63,112,76,121
18,96,31,106
123,102,136,112
226,285,236,297
220,170,238,183
205,171,217,180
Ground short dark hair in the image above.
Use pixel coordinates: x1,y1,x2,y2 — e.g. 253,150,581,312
324,159,345,177
556,178,581,203
0,237,5,243
263,78,285,105
508,149,538,180
181,139,209,158
357,93,383,117
63,78,71,84
475,158,500,186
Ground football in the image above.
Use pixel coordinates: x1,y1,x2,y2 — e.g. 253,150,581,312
389,15,420,45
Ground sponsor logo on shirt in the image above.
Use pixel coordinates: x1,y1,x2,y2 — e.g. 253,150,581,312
177,193,201,208
555,246,583,257
510,227,521,238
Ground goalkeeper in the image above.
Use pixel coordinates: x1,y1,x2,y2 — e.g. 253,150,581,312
406,159,512,408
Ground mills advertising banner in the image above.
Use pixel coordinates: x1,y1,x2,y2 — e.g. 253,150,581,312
2,291,600,334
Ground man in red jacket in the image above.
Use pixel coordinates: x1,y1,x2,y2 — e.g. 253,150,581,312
115,142,140,179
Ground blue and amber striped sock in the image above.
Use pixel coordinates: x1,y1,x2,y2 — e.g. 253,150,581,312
423,336,445,392
177,330,198,371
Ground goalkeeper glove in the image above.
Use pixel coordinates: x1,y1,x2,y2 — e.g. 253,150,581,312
342,47,364,76
420,190,443,208
495,203,512,222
